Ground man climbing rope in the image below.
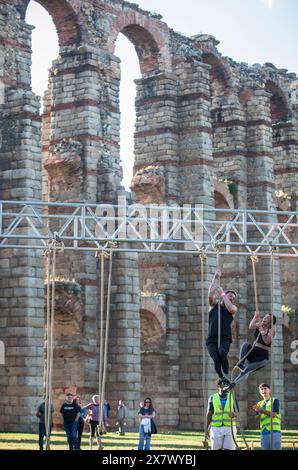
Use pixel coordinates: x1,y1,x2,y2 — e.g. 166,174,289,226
206,269,237,384
223,310,276,391
206,378,239,450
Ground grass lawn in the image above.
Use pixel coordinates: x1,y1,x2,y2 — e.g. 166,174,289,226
0,430,297,450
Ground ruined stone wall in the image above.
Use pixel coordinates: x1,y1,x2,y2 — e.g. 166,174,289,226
0,0,297,432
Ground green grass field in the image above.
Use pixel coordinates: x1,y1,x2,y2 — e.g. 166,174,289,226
0,430,297,450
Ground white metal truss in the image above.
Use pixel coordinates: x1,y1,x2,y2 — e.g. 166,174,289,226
0,200,298,256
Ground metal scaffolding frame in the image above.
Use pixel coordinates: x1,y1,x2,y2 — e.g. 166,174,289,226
0,200,298,256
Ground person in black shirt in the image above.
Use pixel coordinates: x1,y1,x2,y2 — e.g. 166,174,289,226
137,397,156,450
206,269,237,384
60,393,81,450
223,311,276,392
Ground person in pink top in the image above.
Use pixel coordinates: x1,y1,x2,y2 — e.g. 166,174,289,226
83,395,100,450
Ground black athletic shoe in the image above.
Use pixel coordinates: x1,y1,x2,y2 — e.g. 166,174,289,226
221,376,232,387
222,382,235,393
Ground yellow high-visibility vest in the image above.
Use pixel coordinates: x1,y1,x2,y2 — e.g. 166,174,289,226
211,392,236,427
257,397,281,433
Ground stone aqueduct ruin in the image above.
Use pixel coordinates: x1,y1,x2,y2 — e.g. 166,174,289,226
0,0,298,432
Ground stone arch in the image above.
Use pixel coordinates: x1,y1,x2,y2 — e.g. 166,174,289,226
202,53,233,90
140,298,166,351
140,297,166,332
19,0,81,47
214,178,234,210
108,11,171,74
265,80,289,123
201,52,234,120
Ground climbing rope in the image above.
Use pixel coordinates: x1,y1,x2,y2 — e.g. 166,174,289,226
95,243,115,449
228,254,263,450
228,389,240,450
231,387,250,450
199,252,209,449
231,255,261,375
215,248,221,352
270,247,275,450
44,235,64,450
44,243,51,451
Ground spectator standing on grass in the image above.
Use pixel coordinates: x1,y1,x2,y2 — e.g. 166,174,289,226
253,383,282,450
73,395,85,450
83,394,101,450
137,397,157,451
103,399,111,432
116,399,127,436
36,398,54,450
60,392,80,450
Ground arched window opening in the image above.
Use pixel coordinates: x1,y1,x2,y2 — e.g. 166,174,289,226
115,33,141,191
202,53,229,112
25,1,59,101
265,81,288,123
140,309,166,352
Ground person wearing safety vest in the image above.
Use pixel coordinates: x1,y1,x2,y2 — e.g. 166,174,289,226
253,383,282,450
206,378,239,450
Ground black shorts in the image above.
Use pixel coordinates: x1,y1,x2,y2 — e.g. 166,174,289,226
247,345,269,362
90,420,99,437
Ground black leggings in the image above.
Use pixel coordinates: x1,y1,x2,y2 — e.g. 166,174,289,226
206,339,231,378
233,342,269,385
90,420,99,437
77,417,84,449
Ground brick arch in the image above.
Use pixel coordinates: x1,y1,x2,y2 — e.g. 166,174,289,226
108,11,171,74
265,80,289,123
140,298,166,332
18,0,81,47
201,52,233,91
214,179,234,210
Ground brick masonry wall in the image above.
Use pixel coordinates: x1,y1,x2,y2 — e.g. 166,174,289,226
0,0,297,431
0,3,44,432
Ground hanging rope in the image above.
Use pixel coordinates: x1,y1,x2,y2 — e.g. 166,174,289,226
270,247,275,450
44,244,51,451
231,388,250,449
231,255,261,374
215,248,221,352
95,243,115,449
227,254,263,450
44,235,64,450
200,252,209,449
228,389,240,450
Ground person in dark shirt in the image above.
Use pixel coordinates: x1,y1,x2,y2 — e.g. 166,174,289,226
36,399,54,450
224,311,276,391
60,392,81,450
206,269,237,385
137,397,156,450
73,395,84,450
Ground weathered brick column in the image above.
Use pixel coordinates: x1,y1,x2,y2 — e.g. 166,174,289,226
273,121,298,426
40,44,141,427
96,51,142,428
132,72,180,427
0,3,44,431
174,56,216,429
245,89,284,425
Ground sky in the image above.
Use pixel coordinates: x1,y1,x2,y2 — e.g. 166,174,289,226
26,0,298,189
